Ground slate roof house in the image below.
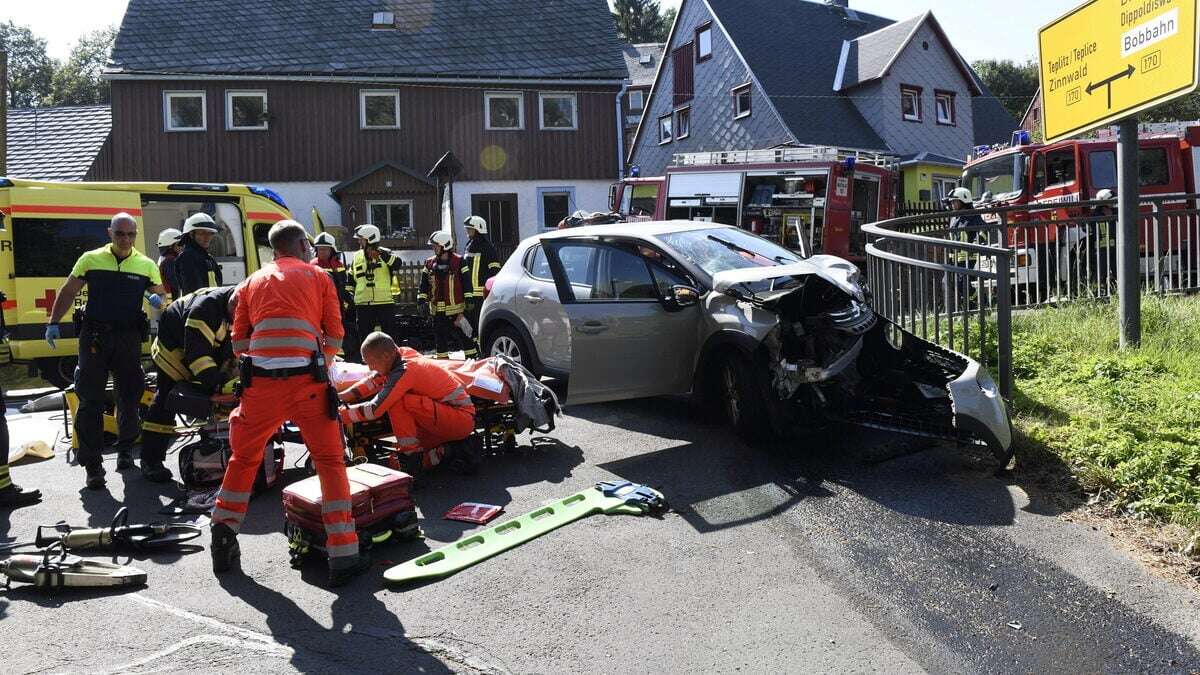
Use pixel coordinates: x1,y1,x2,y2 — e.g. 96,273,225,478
621,43,665,157
93,0,628,252
5,105,112,181
627,0,1018,205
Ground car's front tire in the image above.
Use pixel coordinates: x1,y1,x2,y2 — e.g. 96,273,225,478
715,352,770,440
484,324,537,376
37,356,76,390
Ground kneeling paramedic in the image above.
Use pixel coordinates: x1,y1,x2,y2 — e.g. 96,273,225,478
211,221,367,587
418,231,476,358
140,286,239,482
46,212,165,490
339,331,475,470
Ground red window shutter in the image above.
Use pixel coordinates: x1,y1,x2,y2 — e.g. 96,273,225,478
673,43,694,105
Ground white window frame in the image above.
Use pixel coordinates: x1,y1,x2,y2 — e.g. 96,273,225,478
901,87,922,122
675,106,691,140
365,199,414,235
537,186,576,229
628,89,645,111
697,25,713,61
732,83,752,120
538,92,578,131
658,114,673,144
360,89,401,130
163,90,207,132
935,91,955,126
484,91,524,131
225,90,268,131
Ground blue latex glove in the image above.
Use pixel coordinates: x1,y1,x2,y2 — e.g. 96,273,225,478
45,324,60,349
146,293,164,309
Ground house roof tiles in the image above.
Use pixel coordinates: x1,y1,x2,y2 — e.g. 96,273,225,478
109,0,627,81
623,43,665,88
5,105,112,181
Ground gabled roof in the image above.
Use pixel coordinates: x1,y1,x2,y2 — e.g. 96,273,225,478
5,106,112,181
108,0,627,81
623,43,665,88
834,11,981,95
329,161,434,197
708,0,891,151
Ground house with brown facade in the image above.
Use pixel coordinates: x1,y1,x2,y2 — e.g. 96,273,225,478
91,0,628,255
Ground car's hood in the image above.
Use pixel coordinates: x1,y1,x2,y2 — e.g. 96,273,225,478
711,255,864,301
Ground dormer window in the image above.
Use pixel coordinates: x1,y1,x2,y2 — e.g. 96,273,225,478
638,53,653,65
372,11,395,29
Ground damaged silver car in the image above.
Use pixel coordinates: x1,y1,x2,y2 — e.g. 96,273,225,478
479,221,1012,463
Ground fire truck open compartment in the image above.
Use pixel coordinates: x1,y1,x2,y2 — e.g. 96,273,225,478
619,146,898,261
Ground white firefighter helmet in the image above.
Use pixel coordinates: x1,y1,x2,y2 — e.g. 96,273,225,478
428,231,453,249
313,232,338,250
157,228,183,248
353,224,382,244
182,212,219,234
1095,188,1115,201
463,215,488,234
944,187,973,204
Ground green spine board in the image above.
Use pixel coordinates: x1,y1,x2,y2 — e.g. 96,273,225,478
384,486,638,585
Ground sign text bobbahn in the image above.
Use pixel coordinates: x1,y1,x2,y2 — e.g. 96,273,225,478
1039,0,1199,142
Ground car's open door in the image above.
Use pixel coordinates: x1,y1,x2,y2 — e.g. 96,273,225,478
543,238,701,405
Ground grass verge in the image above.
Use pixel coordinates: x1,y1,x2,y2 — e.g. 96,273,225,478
1005,294,1199,553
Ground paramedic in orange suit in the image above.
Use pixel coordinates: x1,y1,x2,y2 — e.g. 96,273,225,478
210,220,368,587
339,331,475,469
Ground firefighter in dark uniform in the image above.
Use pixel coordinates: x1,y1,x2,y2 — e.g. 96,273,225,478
139,285,239,482
45,212,166,490
349,224,401,343
418,231,476,359
175,212,224,296
311,232,359,361
461,215,501,338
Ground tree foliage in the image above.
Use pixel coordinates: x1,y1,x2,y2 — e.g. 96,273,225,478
972,59,1039,122
612,0,675,43
49,27,117,106
1,23,116,108
0,21,55,108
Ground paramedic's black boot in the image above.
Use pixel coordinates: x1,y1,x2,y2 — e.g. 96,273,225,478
0,484,42,509
211,523,241,574
140,460,172,483
84,463,107,490
328,552,371,588
116,448,135,471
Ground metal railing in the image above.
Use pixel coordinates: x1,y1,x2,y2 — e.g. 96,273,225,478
863,193,1200,402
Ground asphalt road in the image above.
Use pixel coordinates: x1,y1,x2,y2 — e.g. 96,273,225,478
2,394,1198,674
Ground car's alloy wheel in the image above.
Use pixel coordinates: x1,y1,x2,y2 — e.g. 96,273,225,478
721,363,742,427
490,335,523,364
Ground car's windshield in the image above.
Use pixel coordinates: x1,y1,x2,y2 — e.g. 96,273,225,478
656,227,801,278
963,153,1024,200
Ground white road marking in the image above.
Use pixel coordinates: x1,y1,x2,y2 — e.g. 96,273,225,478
83,634,290,675
125,593,294,654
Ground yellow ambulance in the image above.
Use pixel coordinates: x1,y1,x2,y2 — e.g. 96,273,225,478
0,177,294,387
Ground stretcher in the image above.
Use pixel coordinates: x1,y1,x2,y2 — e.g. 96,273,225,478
332,353,558,476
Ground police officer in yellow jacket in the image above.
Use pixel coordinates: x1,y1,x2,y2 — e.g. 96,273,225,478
45,213,166,490
348,224,401,342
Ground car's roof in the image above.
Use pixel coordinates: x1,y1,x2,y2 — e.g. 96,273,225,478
535,220,730,241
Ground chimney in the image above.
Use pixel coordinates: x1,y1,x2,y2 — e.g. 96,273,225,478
1,51,7,175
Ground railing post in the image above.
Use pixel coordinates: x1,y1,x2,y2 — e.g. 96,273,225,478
995,249,1013,402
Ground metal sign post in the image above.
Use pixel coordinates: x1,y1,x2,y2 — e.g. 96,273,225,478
1116,118,1140,347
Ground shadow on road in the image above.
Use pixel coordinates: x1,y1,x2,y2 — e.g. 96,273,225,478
577,395,1048,532
217,571,455,672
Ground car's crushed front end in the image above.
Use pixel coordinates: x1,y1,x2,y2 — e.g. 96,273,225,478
711,256,1012,463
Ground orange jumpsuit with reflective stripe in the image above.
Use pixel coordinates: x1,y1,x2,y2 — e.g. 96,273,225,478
339,349,475,467
213,256,358,561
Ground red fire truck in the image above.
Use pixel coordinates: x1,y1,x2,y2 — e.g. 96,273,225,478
610,146,898,261
961,125,1200,290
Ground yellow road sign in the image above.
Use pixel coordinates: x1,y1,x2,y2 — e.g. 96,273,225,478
1038,0,1199,142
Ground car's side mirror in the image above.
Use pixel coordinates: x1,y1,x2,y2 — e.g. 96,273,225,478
664,284,700,311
